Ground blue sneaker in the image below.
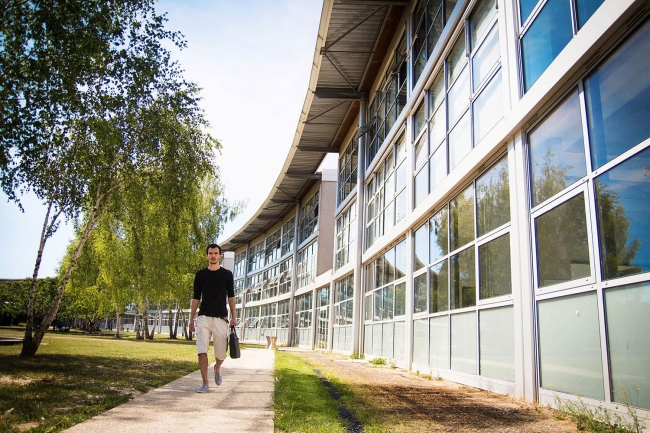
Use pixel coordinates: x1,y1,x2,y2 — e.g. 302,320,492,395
214,370,223,386
196,384,209,393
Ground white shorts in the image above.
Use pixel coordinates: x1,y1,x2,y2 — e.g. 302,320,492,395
195,315,229,361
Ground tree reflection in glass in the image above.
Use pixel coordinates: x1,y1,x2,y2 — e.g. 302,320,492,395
595,146,650,280
451,246,476,308
529,90,586,207
450,185,475,251
429,259,449,312
476,156,510,237
479,234,511,299
430,206,448,263
535,193,591,287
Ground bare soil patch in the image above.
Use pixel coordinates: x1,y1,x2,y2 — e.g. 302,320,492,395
287,349,577,433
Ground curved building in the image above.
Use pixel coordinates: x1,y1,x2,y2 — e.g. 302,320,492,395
221,0,650,414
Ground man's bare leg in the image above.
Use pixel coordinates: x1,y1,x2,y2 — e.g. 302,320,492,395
198,353,209,385
214,357,224,374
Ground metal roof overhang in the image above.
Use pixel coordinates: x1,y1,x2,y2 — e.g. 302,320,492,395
221,0,407,251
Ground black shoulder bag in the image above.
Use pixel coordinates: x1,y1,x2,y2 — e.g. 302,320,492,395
229,326,241,359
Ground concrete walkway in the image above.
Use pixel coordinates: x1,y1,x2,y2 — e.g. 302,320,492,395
65,348,275,433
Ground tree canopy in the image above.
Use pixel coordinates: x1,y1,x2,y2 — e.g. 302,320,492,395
0,0,240,355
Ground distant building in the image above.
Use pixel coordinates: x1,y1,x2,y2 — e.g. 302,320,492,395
220,0,650,416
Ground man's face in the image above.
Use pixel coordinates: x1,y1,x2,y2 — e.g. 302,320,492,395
207,247,221,264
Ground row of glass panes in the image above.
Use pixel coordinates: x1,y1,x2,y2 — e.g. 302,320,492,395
242,218,296,276
361,0,607,197
335,204,357,270
338,138,358,205
365,137,407,248
365,240,407,322
366,36,408,167
364,321,406,361
538,283,650,410
528,18,650,288
415,0,503,208
412,306,515,381
414,155,510,312
412,0,457,85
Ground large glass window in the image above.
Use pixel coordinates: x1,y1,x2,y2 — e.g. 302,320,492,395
535,193,591,287
476,156,510,236
294,292,313,347
595,147,650,280
529,90,586,207
585,21,650,170
519,0,604,93
479,234,511,299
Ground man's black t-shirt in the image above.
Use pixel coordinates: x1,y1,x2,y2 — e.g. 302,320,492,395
193,267,234,318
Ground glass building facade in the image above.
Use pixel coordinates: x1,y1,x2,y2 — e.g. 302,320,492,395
221,0,649,416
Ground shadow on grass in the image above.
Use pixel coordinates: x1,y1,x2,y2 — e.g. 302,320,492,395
0,353,196,433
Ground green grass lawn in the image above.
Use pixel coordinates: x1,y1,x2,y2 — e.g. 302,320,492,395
273,350,346,433
0,326,199,432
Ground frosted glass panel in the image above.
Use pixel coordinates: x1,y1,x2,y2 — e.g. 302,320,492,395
373,323,383,356
480,307,515,382
413,318,429,365
364,324,372,355
395,321,406,361
430,315,450,369
382,322,394,359
451,312,477,374
604,282,650,410
538,293,604,399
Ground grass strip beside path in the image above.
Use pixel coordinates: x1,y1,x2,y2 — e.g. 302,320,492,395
274,350,346,433
0,326,199,432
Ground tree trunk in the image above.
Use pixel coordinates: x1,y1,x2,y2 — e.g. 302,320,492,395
135,304,143,340
21,200,60,356
114,309,121,339
168,306,176,339
156,303,162,334
21,195,107,356
143,297,154,340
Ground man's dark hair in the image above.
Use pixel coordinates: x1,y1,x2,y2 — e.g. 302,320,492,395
206,243,222,254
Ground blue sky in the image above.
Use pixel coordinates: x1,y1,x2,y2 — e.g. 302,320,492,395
0,0,324,279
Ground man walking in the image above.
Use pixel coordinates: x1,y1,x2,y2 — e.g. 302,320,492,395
189,243,237,393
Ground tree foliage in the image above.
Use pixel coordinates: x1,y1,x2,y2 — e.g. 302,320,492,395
0,0,225,355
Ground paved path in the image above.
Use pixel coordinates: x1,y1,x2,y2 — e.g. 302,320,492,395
65,348,275,433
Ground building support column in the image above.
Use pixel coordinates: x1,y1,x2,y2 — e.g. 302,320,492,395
288,208,301,346
352,93,367,356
